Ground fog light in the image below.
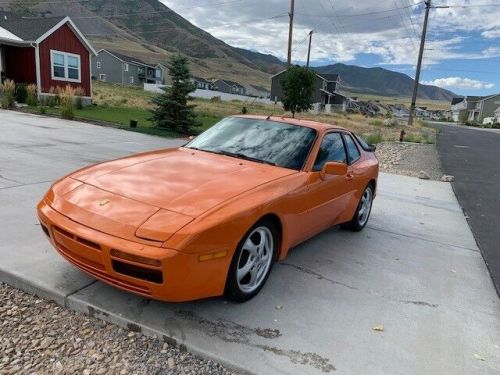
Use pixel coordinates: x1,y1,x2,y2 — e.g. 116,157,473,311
110,249,161,267
198,250,227,262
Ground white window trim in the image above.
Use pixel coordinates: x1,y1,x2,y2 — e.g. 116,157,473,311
99,74,106,81
124,63,129,72
129,76,134,84
50,49,81,83
96,61,101,69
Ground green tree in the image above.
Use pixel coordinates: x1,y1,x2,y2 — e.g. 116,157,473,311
150,54,200,134
281,65,316,117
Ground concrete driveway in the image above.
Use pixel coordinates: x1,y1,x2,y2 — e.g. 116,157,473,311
1,110,499,374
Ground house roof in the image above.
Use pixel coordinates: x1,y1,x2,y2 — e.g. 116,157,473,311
249,84,270,93
0,12,96,54
217,79,245,89
102,49,151,66
317,73,339,82
193,76,210,84
0,12,64,41
451,97,465,105
465,96,481,102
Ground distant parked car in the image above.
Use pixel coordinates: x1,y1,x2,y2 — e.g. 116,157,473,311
37,116,379,302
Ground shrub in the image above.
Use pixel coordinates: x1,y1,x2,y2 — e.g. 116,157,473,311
241,106,247,114
39,106,47,114
364,132,383,144
0,79,16,109
26,84,38,106
210,96,221,102
15,83,27,103
60,85,76,120
75,86,85,109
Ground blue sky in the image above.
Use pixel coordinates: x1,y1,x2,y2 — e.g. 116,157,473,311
162,0,500,96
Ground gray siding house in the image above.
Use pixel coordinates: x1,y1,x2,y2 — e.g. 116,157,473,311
468,94,500,124
450,96,480,122
212,79,246,95
246,84,270,98
92,49,166,86
270,70,347,112
192,76,210,90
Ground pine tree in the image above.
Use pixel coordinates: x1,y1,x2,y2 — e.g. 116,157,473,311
150,54,200,134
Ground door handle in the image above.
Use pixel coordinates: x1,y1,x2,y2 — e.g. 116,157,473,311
345,173,354,181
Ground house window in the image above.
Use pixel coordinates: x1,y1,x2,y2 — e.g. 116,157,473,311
50,50,81,82
155,69,161,78
96,61,101,69
129,76,134,84
99,74,106,81
124,63,129,72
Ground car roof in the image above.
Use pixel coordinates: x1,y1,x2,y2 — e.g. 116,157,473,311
233,115,349,133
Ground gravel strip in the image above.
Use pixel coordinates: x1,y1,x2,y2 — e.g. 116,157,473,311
375,141,443,180
0,283,241,375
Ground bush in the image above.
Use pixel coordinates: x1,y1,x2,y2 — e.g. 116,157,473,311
26,84,38,106
0,79,16,109
39,106,47,114
60,85,75,120
210,96,221,102
75,86,84,109
15,83,27,103
364,132,383,144
241,106,247,114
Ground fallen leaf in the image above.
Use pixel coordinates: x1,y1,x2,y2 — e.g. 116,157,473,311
372,325,384,332
473,353,486,361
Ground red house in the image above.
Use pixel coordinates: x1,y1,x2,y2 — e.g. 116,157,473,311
0,12,96,103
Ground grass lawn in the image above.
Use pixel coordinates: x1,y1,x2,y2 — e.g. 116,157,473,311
20,81,437,143
24,104,221,137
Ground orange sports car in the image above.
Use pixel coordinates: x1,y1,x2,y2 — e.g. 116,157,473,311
37,115,378,302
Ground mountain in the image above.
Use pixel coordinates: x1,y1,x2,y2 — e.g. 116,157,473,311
5,1,454,100
314,63,456,101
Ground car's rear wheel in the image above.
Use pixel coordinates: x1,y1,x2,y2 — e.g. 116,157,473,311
342,184,374,231
225,219,278,302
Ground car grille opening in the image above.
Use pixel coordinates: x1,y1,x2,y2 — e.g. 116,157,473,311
54,226,101,251
112,260,163,284
40,223,50,238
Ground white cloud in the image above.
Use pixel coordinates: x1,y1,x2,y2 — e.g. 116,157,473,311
422,77,495,89
160,0,500,66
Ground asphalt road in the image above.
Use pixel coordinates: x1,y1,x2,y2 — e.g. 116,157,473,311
433,122,500,294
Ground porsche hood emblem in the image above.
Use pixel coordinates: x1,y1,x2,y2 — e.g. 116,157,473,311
99,199,110,206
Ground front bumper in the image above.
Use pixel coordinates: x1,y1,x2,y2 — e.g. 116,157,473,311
37,200,229,302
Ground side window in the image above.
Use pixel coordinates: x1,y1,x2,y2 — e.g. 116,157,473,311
343,134,361,163
313,132,347,171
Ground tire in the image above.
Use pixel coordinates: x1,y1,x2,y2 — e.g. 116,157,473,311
225,218,279,302
342,184,374,232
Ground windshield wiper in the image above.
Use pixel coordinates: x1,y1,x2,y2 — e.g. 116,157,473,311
215,150,276,166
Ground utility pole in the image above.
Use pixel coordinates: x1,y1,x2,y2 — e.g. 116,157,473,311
287,0,295,66
306,30,313,67
408,0,431,126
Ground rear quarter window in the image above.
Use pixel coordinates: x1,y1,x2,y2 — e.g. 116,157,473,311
343,134,361,164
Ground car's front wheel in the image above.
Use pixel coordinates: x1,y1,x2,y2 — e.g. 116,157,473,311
225,219,278,302
342,184,374,231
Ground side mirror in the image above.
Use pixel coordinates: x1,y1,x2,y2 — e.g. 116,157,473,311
320,162,347,180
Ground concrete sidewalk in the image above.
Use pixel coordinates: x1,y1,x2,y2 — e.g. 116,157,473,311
1,111,499,374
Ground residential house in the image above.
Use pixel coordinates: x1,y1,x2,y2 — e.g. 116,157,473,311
154,63,169,85
468,94,500,124
450,96,480,123
92,49,162,86
0,12,96,103
192,76,210,90
245,84,270,98
495,107,500,123
414,106,430,118
212,79,246,95
270,70,348,112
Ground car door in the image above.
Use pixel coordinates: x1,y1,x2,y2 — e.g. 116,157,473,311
339,132,367,221
302,132,352,237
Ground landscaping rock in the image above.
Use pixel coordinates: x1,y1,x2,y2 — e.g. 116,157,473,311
418,171,431,180
440,175,455,182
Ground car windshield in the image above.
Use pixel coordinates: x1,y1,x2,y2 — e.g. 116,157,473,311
185,117,317,170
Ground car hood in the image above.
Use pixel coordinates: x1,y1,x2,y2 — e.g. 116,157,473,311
71,147,296,217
